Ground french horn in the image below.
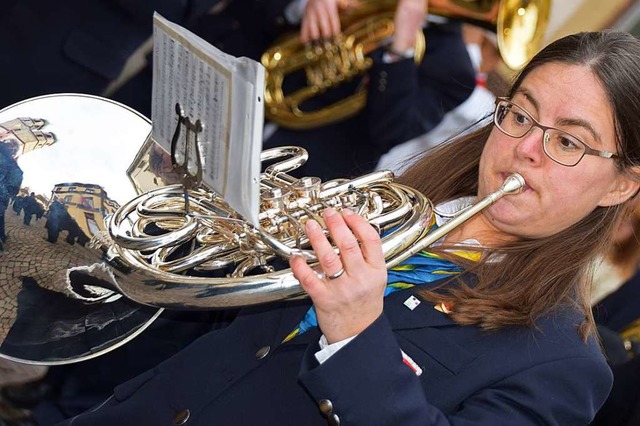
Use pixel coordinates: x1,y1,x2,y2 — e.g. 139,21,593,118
0,94,523,365
262,0,551,129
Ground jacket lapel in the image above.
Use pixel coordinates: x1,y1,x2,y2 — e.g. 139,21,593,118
265,290,475,377
271,286,459,347
384,287,458,330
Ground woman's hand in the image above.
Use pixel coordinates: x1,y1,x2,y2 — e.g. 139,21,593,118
390,0,427,52
290,208,387,344
300,0,359,43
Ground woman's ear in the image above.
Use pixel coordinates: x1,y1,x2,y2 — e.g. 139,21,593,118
599,166,640,207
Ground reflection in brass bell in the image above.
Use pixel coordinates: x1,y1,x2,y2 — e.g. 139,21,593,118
0,94,163,365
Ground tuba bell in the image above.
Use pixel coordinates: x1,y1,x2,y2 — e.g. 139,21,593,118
0,94,523,365
262,0,551,130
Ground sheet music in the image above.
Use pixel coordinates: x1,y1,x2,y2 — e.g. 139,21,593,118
151,13,265,226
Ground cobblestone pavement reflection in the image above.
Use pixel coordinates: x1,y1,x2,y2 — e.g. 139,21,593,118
0,208,100,342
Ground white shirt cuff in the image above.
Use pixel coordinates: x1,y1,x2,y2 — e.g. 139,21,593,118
314,334,357,364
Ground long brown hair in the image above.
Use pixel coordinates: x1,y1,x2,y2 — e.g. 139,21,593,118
398,32,640,340
607,201,640,278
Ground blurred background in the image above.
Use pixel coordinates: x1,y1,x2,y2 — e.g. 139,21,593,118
0,0,638,111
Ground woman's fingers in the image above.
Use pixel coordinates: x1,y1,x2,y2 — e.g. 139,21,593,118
305,215,344,278
290,253,324,296
294,208,385,285
321,208,366,274
291,208,387,344
341,209,385,267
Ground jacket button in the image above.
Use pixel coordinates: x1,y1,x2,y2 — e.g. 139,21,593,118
255,346,271,359
318,399,333,415
328,413,341,425
173,409,190,425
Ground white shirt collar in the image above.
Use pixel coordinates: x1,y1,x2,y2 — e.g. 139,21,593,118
433,196,481,248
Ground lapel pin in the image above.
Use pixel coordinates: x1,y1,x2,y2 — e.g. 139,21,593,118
403,295,421,311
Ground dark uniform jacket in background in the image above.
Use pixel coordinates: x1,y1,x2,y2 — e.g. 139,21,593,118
0,0,220,108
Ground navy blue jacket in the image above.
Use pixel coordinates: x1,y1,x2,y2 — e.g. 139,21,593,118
591,270,640,426
60,281,612,425
593,269,640,333
0,0,219,108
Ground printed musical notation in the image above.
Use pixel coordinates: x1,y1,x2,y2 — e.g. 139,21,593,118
151,13,265,225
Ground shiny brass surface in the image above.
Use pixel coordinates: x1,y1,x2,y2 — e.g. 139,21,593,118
107,158,522,311
262,0,425,130
0,95,524,364
262,0,550,129
107,153,434,309
0,94,162,365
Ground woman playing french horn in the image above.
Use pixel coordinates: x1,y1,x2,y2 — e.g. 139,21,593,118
60,31,640,425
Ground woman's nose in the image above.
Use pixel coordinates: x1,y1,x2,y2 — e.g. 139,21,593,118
514,127,545,165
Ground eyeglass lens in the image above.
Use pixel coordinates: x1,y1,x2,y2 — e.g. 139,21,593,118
495,101,586,166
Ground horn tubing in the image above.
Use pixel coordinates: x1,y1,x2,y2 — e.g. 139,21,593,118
109,175,523,310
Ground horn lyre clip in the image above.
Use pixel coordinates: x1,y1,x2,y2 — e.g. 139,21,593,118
170,102,204,212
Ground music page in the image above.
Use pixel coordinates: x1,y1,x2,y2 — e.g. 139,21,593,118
150,13,265,226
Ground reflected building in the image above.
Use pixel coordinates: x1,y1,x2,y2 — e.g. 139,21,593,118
0,117,56,157
51,183,118,236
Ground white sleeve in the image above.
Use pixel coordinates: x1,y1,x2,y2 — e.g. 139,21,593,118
314,334,357,364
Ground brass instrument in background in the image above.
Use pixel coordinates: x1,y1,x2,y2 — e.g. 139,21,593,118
0,94,524,365
620,318,640,358
262,0,551,130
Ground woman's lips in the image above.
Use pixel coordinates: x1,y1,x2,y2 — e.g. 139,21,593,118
501,172,532,192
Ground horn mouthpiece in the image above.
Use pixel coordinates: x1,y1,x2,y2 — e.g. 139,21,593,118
501,173,526,195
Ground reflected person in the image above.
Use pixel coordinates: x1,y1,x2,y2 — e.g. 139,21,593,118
0,143,23,248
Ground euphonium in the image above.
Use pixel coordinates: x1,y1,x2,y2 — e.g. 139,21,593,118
0,94,523,364
262,0,551,129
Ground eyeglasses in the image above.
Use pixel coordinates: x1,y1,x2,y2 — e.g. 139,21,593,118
493,97,618,167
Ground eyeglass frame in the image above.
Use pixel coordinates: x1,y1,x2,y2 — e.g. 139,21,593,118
492,97,619,167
